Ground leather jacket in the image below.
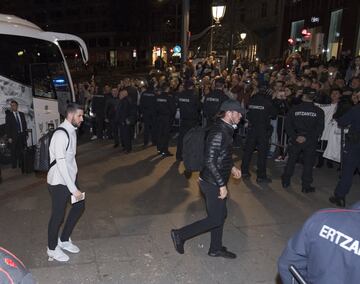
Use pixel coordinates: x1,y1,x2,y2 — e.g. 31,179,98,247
200,119,234,187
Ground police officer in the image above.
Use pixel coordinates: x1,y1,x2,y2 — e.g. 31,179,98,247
139,82,157,147
175,80,200,161
241,88,277,183
278,201,360,284
155,82,176,157
281,88,324,193
203,77,228,127
329,103,360,207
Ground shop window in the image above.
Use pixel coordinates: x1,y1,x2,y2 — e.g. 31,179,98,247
327,9,343,60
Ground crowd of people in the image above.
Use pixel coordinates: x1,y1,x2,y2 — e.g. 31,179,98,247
72,54,360,199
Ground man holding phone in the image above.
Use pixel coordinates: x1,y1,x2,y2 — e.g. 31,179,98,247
47,103,85,262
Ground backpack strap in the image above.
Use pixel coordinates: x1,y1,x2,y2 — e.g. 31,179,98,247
49,127,70,170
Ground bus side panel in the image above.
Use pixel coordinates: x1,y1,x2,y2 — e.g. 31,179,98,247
33,98,60,141
0,75,36,146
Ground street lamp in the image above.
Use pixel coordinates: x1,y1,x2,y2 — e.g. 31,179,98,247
240,32,247,41
212,1,226,24
210,0,226,53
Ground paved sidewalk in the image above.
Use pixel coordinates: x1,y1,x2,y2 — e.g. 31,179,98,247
1,140,359,283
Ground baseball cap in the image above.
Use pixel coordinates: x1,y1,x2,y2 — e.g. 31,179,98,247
220,99,245,114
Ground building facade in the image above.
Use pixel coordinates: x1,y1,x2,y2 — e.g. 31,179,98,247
281,0,360,60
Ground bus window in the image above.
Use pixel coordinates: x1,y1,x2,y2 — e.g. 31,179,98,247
31,63,56,99
0,35,63,87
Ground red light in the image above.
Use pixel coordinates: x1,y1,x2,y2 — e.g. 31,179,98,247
304,32,312,40
288,38,295,45
170,48,174,53
4,258,17,268
301,29,308,36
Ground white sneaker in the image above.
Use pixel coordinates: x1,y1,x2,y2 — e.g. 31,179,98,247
58,238,80,253
90,135,98,141
47,246,69,262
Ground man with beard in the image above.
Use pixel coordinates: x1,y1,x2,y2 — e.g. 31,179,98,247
47,104,85,262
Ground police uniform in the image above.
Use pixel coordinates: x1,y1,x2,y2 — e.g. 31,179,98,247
278,202,360,284
139,88,157,146
330,104,360,207
241,93,277,182
282,96,324,192
176,87,200,160
155,91,176,155
203,89,228,127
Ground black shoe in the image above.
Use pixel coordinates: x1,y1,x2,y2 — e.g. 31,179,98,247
281,179,290,189
113,143,119,148
329,195,345,207
184,170,192,179
171,229,184,254
161,151,173,157
256,177,272,183
302,186,315,193
208,247,236,259
242,172,251,179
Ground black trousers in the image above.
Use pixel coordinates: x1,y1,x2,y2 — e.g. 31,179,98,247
177,180,227,252
48,184,85,250
157,115,171,153
176,119,198,160
113,121,121,145
95,116,104,138
120,123,132,152
10,133,26,168
282,140,317,189
334,144,360,197
143,112,157,146
241,128,270,178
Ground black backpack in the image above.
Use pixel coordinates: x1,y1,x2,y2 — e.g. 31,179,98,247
182,126,208,172
34,127,69,172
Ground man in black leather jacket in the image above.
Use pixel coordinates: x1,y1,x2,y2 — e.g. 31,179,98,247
171,99,244,259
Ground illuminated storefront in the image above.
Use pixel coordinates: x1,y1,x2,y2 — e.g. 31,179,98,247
152,46,168,65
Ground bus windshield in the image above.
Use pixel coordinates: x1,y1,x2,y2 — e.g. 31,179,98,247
0,34,71,104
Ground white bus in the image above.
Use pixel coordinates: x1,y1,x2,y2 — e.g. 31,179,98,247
0,14,88,144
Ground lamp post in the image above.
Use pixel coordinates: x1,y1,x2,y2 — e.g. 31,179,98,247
227,0,235,71
210,0,226,54
181,0,190,63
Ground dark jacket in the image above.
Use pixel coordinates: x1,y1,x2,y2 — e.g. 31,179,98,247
116,96,136,125
200,119,234,187
203,89,228,120
285,101,324,142
155,92,176,118
278,202,360,284
5,111,27,139
247,94,277,130
91,95,105,117
139,89,156,115
176,89,200,121
337,104,360,144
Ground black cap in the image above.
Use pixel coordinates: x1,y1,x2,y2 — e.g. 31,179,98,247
220,99,245,114
302,87,317,100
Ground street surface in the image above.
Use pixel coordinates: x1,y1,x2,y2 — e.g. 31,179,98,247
1,140,359,284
